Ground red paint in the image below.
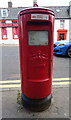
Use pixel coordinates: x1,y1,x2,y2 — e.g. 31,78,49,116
12,20,18,27
12,27,18,39
33,3,38,7
0,20,18,27
18,8,55,99
57,29,68,41
1,27,8,40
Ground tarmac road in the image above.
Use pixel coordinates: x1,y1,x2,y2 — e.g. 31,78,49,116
2,45,70,81
2,45,20,81
0,45,70,90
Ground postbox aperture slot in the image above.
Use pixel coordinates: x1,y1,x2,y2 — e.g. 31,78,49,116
28,30,48,46
27,21,49,26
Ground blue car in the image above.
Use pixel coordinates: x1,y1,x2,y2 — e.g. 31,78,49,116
54,40,71,57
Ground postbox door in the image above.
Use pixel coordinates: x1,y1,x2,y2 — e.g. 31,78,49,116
26,22,53,80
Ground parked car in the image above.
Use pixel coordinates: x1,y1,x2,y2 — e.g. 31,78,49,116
54,40,71,57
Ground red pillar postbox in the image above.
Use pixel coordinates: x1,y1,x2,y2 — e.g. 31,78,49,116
18,7,55,111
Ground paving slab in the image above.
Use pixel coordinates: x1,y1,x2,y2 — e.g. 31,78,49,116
1,87,69,119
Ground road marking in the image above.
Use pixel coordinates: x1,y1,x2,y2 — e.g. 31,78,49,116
0,78,71,84
53,78,71,81
0,80,20,84
0,82,71,88
0,78,71,88
52,81,71,85
0,84,21,88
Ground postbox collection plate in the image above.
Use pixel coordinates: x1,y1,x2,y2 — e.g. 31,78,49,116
31,14,49,20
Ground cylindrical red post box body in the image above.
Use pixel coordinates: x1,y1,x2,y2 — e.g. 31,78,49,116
18,7,55,111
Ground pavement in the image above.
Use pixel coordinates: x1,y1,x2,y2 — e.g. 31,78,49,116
1,87,69,119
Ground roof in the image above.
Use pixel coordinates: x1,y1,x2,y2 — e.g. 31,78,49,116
0,6,70,20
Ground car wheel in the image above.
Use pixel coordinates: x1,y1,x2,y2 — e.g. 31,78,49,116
67,47,71,58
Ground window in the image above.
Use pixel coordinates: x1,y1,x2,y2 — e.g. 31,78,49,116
28,31,48,45
1,9,8,17
60,33,64,40
60,20,65,29
1,27,7,40
12,27,18,39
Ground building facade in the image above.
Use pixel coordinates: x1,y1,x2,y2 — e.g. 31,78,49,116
0,2,71,44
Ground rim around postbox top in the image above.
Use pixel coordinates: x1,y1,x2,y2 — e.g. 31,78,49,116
18,7,55,16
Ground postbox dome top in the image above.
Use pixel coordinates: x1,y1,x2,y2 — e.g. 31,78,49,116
19,7,55,16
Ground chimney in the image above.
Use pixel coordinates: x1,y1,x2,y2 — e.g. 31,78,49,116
8,1,12,8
